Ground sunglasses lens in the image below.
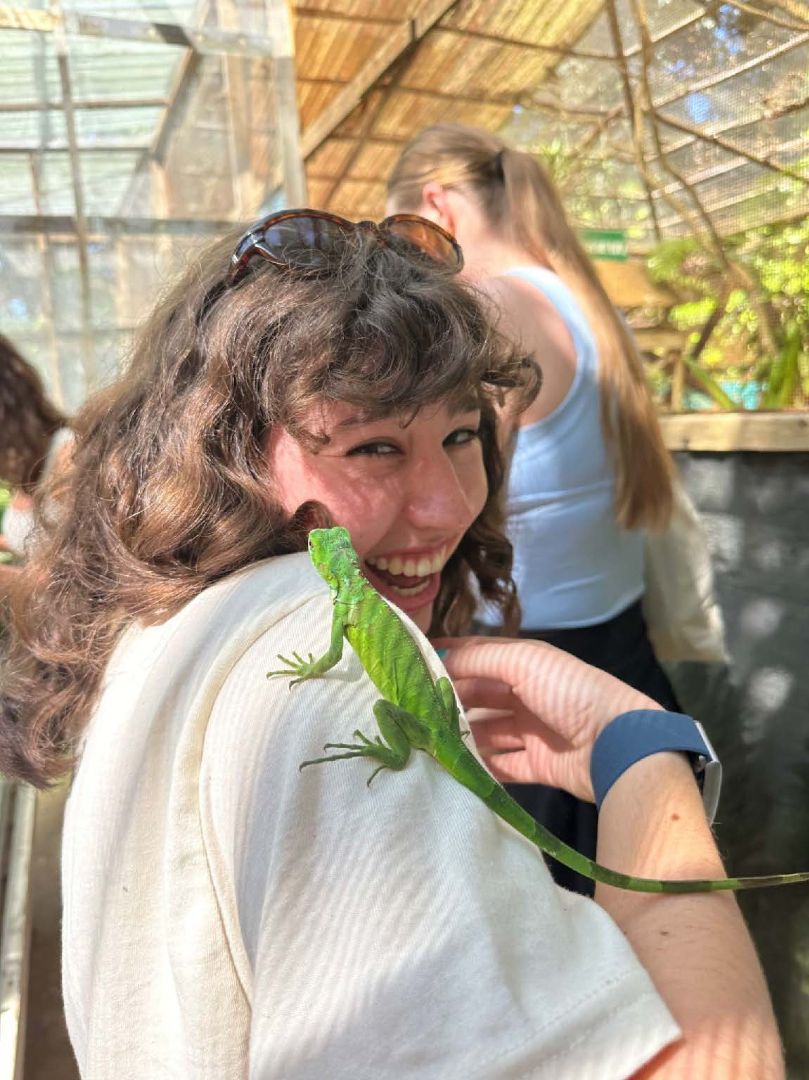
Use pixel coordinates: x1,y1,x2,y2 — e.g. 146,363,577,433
232,211,463,284
258,215,350,271
385,220,462,270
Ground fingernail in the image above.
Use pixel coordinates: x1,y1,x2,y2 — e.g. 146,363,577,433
435,648,449,659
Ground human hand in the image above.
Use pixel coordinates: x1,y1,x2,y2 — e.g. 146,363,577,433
432,636,662,802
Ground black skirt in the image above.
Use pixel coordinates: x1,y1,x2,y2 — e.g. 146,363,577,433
504,598,681,896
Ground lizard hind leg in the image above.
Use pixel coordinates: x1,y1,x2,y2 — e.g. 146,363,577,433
435,677,466,739
298,709,413,787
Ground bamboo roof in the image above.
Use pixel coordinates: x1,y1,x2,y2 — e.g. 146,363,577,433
294,0,809,250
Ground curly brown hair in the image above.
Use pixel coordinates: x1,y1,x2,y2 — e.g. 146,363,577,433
0,225,540,787
0,335,67,489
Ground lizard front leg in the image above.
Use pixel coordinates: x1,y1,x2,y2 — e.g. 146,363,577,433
267,601,350,686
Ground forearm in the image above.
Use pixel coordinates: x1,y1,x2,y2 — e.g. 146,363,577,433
595,753,783,1079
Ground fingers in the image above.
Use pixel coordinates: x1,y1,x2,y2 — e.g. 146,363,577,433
471,712,572,754
467,718,524,752
436,637,661,742
451,675,519,712
483,752,542,785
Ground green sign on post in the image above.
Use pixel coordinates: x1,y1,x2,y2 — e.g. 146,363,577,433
580,228,628,261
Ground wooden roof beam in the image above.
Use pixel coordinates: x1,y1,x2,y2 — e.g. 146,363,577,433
0,97,168,112
651,134,806,194
725,0,809,31
605,0,661,241
654,178,805,230
118,44,202,214
435,26,613,60
265,0,307,208
0,5,280,59
639,90,809,168
622,9,707,57
0,142,150,153
302,77,612,119
294,7,403,26
655,110,809,185
53,7,96,390
0,214,234,236
654,30,809,109
300,0,462,160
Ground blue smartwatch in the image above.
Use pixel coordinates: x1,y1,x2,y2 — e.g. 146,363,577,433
590,710,722,824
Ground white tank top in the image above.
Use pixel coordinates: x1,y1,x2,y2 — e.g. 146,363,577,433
479,267,644,630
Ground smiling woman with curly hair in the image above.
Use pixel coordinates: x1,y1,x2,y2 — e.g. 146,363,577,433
0,214,777,1080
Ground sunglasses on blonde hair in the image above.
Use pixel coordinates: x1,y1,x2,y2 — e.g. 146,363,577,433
228,209,463,284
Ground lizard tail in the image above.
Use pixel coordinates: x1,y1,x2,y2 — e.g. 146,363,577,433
442,744,809,893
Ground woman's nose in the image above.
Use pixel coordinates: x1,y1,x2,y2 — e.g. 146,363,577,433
404,456,474,529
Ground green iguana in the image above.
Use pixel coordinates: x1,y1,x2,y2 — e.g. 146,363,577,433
268,526,809,894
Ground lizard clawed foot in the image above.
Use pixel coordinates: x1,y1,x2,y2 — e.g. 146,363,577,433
266,650,318,685
299,749,366,771
298,726,406,782
366,764,389,787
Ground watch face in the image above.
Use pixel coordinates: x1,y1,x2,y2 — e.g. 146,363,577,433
701,759,722,824
692,721,722,823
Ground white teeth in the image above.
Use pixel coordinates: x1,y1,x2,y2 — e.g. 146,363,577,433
389,579,432,597
367,545,448,578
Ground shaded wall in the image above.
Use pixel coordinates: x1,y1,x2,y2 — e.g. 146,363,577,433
667,451,809,1077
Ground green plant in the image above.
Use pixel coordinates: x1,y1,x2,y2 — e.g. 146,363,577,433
0,483,10,528
647,218,809,411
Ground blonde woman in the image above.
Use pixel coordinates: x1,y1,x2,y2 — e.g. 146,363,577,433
388,124,681,894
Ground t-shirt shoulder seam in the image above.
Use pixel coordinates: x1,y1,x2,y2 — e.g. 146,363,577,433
467,971,678,1079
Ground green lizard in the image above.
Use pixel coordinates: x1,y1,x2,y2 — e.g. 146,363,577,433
268,525,809,894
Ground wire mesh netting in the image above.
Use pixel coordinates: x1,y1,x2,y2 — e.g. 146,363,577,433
0,0,807,410
1,0,291,409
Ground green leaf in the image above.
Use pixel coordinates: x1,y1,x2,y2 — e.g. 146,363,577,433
762,326,802,408
683,357,737,410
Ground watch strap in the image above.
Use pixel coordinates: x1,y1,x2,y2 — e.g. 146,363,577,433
590,709,722,823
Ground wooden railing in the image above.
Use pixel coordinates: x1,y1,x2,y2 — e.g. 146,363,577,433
0,780,36,1080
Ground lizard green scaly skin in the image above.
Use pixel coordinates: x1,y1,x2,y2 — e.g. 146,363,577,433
268,526,809,894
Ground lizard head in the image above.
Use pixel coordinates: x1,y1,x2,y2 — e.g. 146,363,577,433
308,526,361,591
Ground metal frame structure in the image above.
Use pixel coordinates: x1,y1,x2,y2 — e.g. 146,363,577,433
0,0,806,408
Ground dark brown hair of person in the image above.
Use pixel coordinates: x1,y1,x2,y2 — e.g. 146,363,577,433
0,227,540,787
388,122,674,530
0,334,68,489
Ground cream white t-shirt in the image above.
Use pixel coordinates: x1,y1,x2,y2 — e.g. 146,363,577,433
62,552,679,1079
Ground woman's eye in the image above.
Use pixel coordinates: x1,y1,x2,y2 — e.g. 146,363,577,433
346,440,399,457
445,426,481,447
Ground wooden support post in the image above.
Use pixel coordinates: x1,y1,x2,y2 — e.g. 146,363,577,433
53,6,96,393
267,0,306,208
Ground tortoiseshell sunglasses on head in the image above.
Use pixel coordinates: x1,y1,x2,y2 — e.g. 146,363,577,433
228,208,463,284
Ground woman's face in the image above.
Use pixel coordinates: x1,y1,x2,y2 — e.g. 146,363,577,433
266,400,488,633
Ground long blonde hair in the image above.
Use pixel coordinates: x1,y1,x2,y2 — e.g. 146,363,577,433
387,123,674,530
